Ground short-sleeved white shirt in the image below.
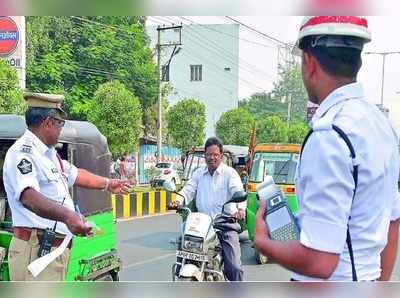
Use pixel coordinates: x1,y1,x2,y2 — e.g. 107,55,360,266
292,82,400,281
178,163,245,218
3,129,78,235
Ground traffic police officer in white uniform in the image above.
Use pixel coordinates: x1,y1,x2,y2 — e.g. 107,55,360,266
3,92,132,281
254,16,400,281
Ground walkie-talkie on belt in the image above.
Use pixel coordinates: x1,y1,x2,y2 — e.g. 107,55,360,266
37,227,56,257
37,198,65,257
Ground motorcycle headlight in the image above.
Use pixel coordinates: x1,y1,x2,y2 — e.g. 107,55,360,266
183,235,203,253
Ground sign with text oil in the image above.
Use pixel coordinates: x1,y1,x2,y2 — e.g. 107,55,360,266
0,16,26,89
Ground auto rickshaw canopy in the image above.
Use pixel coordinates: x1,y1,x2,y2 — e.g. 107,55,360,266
0,114,109,154
0,114,112,216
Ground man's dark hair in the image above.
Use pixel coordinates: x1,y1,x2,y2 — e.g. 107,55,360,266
205,137,223,154
25,107,59,128
300,35,362,79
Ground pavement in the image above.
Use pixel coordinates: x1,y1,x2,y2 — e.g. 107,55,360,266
116,212,290,281
115,212,400,281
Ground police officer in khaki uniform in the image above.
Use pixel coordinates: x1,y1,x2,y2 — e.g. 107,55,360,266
2,92,133,281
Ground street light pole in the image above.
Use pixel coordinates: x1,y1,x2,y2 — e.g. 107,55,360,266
364,51,400,107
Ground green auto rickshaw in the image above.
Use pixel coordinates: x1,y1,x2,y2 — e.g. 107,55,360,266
179,144,248,227
181,145,248,186
246,143,300,264
0,115,121,281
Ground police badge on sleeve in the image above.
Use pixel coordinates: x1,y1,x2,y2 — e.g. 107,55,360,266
17,158,33,174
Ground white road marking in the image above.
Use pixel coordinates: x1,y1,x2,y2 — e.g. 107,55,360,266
123,252,176,269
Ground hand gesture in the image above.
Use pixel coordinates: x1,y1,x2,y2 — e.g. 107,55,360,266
65,211,93,237
234,208,246,220
254,199,270,251
167,200,182,210
108,179,133,194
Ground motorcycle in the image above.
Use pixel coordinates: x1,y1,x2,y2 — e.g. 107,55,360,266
164,180,247,281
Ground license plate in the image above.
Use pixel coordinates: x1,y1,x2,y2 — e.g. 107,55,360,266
176,250,208,262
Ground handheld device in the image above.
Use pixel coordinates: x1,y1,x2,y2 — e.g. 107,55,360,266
38,228,56,257
37,197,66,257
265,193,299,241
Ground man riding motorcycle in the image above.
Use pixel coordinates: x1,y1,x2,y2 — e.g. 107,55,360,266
169,137,246,281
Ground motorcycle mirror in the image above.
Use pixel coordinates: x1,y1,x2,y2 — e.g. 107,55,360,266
163,180,176,192
232,156,239,166
227,190,247,204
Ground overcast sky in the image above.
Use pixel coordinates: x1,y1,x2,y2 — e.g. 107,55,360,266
234,16,400,128
149,16,400,129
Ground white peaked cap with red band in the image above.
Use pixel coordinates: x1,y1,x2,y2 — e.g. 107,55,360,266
296,16,371,45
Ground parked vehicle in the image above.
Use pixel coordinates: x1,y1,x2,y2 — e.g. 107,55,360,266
164,180,247,281
246,143,300,264
0,115,121,281
150,162,181,187
181,145,248,186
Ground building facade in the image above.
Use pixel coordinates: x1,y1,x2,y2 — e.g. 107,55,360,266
147,23,240,138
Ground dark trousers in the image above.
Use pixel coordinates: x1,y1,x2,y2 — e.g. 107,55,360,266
219,230,243,281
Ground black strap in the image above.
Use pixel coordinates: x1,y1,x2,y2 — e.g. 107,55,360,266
300,129,313,157
300,125,358,281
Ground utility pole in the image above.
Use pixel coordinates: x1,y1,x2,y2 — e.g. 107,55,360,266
287,93,292,126
364,51,400,107
156,24,182,163
156,27,162,163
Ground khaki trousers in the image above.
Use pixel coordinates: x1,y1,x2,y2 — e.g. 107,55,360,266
8,229,70,281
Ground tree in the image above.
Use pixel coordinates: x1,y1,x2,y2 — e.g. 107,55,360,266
239,62,308,123
287,121,309,144
0,60,25,114
216,108,254,146
271,62,308,122
26,16,158,123
166,99,206,152
143,98,169,141
87,80,142,157
256,116,288,144
142,83,173,142
239,91,286,122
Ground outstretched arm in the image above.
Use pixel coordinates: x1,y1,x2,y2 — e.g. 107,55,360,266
75,169,132,194
20,187,91,236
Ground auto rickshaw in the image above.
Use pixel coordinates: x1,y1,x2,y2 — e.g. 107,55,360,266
179,144,248,227
0,115,121,281
246,143,300,264
181,145,248,185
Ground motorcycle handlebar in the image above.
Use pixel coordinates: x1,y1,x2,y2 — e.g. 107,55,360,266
166,203,191,215
167,204,178,211
177,207,192,214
